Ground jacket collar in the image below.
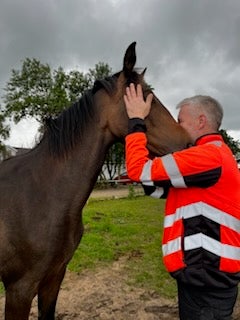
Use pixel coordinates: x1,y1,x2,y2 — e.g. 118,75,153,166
195,133,223,146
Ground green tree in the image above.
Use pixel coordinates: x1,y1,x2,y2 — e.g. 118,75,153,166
99,143,125,181
3,58,52,123
1,58,124,178
0,108,10,152
220,129,240,156
67,70,89,103
3,59,113,124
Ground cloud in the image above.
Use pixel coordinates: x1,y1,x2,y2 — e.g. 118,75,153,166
1,0,240,146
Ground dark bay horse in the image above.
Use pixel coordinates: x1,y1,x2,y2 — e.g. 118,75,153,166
0,42,191,319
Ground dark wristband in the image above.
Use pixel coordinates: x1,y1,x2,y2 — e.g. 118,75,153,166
128,118,147,134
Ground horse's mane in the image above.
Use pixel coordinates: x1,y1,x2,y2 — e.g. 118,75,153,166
43,70,144,158
44,74,119,157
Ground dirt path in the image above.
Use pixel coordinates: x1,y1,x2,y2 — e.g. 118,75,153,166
8,257,179,320
89,185,144,200
36,258,179,319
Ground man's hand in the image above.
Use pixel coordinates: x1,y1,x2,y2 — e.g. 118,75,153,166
124,83,153,119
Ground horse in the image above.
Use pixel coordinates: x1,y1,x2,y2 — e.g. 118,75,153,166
0,42,191,319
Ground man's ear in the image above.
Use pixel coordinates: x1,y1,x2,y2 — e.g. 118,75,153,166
199,114,206,129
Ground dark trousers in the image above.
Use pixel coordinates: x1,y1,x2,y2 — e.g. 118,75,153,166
177,281,238,320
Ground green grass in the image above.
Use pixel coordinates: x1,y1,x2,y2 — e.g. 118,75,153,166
68,196,177,298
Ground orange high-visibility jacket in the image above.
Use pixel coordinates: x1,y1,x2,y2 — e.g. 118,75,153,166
126,131,240,288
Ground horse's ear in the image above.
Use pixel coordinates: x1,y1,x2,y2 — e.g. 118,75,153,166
123,42,136,76
141,67,147,77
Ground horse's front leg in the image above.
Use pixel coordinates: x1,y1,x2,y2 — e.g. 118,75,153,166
37,266,66,320
4,278,37,320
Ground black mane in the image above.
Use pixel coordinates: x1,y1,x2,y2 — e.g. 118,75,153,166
45,74,119,157
43,70,145,158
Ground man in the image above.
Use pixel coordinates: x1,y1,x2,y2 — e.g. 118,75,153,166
124,83,240,320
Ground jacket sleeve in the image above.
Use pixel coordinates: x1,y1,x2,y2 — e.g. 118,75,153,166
125,132,222,189
142,184,169,199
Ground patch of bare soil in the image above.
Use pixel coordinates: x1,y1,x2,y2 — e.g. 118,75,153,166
1,256,239,319
0,257,178,320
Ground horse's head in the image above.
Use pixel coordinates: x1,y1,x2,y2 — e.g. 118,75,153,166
94,42,191,156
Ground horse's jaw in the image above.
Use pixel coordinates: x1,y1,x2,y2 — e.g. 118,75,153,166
146,143,186,157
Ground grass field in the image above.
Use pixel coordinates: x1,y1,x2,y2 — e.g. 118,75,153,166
69,195,177,298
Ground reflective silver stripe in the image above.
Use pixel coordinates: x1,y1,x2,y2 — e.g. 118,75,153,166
164,202,240,233
149,187,164,199
184,233,240,260
161,154,187,188
162,236,181,256
183,202,240,232
140,160,153,185
163,233,240,260
208,140,222,147
164,209,182,228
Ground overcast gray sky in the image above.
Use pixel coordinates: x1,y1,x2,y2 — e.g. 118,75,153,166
1,0,240,147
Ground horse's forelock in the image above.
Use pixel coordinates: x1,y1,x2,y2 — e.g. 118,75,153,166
93,69,146,96
93,75,118,95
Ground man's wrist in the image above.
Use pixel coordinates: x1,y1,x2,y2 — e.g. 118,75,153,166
128,118,147,134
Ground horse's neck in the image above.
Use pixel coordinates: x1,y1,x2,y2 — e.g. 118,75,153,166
71,132,111,186
38,129,112,207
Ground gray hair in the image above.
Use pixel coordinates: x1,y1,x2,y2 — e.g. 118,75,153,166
176,95,223,130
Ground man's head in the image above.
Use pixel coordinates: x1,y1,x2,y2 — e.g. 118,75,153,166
176,95,223,143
